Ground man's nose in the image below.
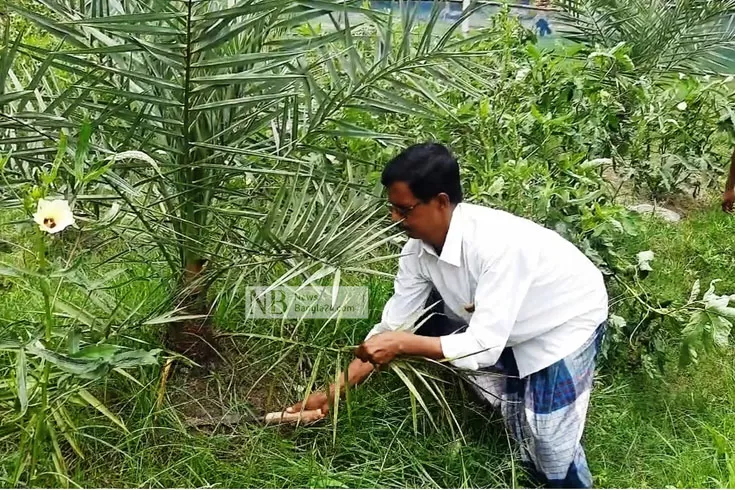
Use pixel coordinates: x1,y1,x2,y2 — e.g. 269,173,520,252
389,209,402,223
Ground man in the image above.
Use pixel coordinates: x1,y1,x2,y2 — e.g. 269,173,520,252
286,143,608,488
723,148,735,212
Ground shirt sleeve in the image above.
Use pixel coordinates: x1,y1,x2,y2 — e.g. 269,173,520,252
365,242,432,340
439,244,538,370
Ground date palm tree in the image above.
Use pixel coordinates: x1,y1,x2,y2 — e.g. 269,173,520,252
555,0,735,74
1,0,496,360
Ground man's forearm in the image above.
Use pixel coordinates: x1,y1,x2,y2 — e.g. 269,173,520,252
328,334,444,396
398,333,444,359
727,148,735,191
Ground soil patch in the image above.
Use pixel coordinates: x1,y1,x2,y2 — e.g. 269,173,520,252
166,335,301,432
604,167,718,219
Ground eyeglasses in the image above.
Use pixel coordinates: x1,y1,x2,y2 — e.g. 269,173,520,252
386,201,422,218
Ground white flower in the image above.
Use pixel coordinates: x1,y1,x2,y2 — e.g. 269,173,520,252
515,67,530,82
33,199,76,234
676,101,688,111
678,72,686,80
726,75,734,84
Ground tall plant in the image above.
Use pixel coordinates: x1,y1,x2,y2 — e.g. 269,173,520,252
1,0,497,359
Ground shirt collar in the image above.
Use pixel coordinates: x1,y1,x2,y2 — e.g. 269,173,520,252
419,203,463,267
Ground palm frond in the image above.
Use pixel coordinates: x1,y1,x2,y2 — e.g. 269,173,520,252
3,0,496,282
554,0,735,74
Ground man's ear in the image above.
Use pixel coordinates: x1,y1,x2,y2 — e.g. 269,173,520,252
437,192,451,208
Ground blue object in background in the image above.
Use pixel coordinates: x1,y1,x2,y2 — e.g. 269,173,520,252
536,17,552,36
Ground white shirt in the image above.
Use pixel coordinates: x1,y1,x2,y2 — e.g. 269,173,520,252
366,202,608,378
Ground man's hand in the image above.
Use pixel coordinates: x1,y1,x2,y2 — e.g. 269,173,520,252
285,390,330,416
354,331,408,366
355,331,445,366
282,358,375,418
723,189,735,213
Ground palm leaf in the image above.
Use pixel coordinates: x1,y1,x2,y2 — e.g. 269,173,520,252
554,0,735,74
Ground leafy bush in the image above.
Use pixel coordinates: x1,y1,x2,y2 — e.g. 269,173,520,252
0,151,164,485
317,9,735,375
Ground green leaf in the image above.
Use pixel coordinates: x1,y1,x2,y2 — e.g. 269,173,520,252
0,90,34,105
111,349,161,369
47,421,68,478
68,328,80,354
390,363,437,431
190,93,297,112
26,341,107,379
709,315,731,349
609,314,627,330
6,4,86,47
74,121,92,182
332,351,341,446
0,262,46,278
70,344,121,362
51,406,84,459
54,299,96,328
689,279,701,303
16,349,28,416
191,72,304,86
62,11,187,24
190,0,283,22
486,176,505,197
77,388,129,433
636,250,655,272
331,268,341,309
191,50,307,69
113,367,145,387
144,313,208,326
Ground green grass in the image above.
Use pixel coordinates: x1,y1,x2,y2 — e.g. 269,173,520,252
623,206,735,298
588,357,735,488
2,204,735,488
588,204,735,488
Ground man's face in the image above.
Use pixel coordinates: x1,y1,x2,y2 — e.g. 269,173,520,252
386,181,444,241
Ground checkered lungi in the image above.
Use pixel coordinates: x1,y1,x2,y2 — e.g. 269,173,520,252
466,324,605,488
415,290,605,488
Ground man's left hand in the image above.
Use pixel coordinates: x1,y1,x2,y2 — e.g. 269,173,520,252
354,331,409,366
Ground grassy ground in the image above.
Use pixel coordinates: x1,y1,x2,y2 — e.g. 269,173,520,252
2,203,734,488
586,204,735,488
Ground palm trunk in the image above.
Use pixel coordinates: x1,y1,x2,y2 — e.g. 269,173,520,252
166,257,219,367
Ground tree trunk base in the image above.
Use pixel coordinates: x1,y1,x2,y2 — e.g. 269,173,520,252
166,319,220,369
166,335,298,434
166,259,221,368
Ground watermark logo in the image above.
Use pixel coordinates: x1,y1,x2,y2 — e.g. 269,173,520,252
245,286,369,319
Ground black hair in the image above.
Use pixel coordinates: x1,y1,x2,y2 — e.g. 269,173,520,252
381,142,463,204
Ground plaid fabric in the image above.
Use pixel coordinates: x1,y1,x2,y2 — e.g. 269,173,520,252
468,324,605,488
414,290,605,488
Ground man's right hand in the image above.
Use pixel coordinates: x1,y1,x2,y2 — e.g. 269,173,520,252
284,358,374,417
286,390,331,416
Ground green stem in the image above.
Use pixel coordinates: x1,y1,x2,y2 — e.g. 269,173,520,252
36,234,54,340
31,231,54,484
